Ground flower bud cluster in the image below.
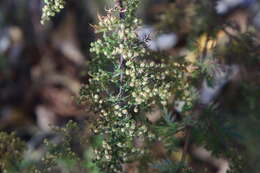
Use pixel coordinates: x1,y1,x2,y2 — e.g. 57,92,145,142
91,104,151,172
41,0,65,24
0,132,26,171
96,14,118,32
125,60,177,107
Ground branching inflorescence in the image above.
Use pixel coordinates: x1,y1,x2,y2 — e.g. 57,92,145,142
79,0,196,172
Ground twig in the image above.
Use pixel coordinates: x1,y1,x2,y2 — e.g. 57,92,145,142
176,104,206,173
118,55,125,97
116,0,125,19
116,0,126,98
181,126,191,162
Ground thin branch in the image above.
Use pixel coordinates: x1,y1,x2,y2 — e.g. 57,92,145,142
117,55,125,98
116,0,126,98
176,103,207,173
181,126,191,162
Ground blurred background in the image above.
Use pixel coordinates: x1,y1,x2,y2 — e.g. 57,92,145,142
0,0,259,173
